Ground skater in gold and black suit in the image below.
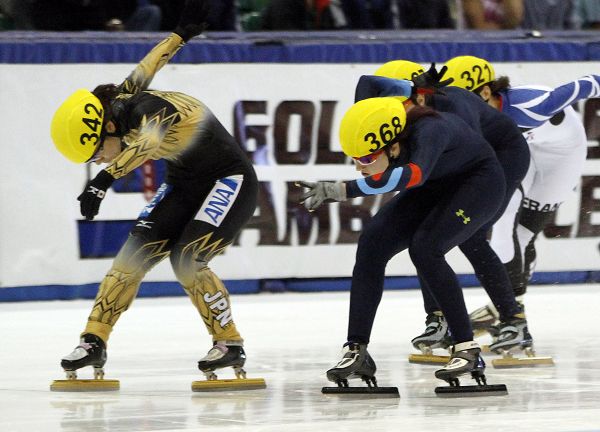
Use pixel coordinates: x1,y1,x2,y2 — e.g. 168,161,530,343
50,0,262,390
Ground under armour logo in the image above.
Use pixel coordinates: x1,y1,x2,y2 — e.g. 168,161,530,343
455,209,470,224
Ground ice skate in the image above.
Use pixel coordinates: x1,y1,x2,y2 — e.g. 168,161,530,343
434,341,508,397
322,343,399,397
409,312,452,365
50,334,119,392
469,302,500,337
489,318,554,368
191,342,266,391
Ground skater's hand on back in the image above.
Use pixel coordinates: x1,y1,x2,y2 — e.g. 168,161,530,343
77,170,115,220
296,181,347,212
174,0,210,42
412,63,454,93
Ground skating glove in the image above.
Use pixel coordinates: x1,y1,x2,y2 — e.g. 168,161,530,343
174,0,209,42
296,181,347,212
412,63,454,94
77,170,115,221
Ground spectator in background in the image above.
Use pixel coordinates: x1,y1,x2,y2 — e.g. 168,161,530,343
205,0,236,30
574,0,600,29
262,0,311,30
522,0,575,29
397,0,454,29
0,0,35,29
25,0,160,31
462,0,524,29
124,0,162,31
313,0,348,29
341,0,394,29
152,0,185,30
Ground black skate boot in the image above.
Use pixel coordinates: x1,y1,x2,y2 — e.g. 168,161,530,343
409,312,452,364
469,302,499,336
322,343,398,397
489,317,554,368
60,333,107,380
198,342,246,379
192,342,266,391
51,333,119,391
434,341,507,397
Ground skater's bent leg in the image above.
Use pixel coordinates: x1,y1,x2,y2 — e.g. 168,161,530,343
459,230,521,320
516,208,554,297
177,258,243,343
410,242,473,343
84,232,170,343
419,273,441,315
347,196,421,343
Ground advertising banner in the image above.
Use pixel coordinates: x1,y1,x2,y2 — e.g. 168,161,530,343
1,62,599,288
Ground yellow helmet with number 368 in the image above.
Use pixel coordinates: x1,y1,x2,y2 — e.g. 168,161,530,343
339,97,407,158
50,88,105,163
374,60,425,81
442,55,496,92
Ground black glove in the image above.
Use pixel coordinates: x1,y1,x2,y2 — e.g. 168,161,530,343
296,181,347,212
412,63,454,94
77,170,115,221
174,0,209,42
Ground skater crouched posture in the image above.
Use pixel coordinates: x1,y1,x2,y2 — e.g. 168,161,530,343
441,56,595,354
299,97,507,393
50,2,260,388
357,60,530,361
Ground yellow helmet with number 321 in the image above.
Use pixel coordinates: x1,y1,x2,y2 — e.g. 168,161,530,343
374,60,425,81
50,88,105,163
339,97,407,158
442,55,496,92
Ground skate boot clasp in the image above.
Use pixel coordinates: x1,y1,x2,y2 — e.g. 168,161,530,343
322,343,399,398
434,341,508,398
192,343,266,392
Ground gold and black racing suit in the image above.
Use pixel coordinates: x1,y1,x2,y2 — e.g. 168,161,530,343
84,34,258,347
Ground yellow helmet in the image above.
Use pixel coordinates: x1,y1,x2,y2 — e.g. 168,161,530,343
374,60,425,81
339,97,407,158
50,89,104,163
442,55,495,91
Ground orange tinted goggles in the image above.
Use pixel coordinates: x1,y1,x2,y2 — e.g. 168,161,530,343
352,149,384,166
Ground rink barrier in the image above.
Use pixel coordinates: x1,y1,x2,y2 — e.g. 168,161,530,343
0,272,593,302
2,30,600,63
1,31,598,297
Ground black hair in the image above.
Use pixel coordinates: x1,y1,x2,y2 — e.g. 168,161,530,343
92,83,126,141
92,84,120,123
386,105,438,161
474,76,511,96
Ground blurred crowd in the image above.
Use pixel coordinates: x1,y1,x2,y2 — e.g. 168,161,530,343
1,0,600,32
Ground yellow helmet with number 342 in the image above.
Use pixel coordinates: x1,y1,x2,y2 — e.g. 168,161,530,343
442,55,496,92
339,97,407,158
374,60,425,81
50,88,105,163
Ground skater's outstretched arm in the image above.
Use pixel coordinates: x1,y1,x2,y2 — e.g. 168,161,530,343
119,34,186,95
506,75,600,128
119,0,209,95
